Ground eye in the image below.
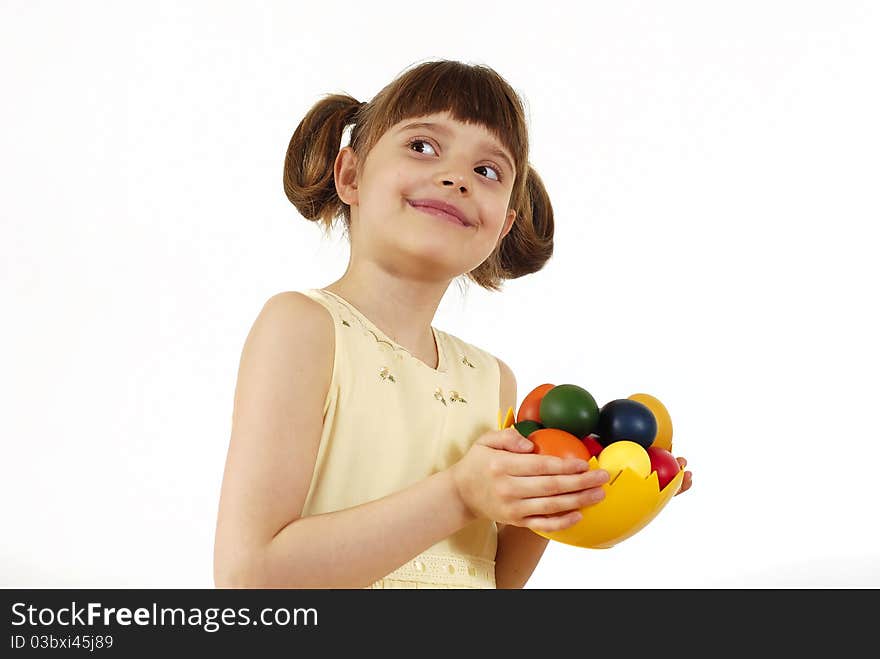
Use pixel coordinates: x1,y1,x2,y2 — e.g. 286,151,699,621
407,138,437,157
475,164,502,182
407,138,505,183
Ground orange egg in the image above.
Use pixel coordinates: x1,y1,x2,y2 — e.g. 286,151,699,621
517,383,555,424
529,428,592,462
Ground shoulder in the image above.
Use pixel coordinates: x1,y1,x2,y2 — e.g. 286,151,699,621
231,290,337,461
436,328,516,401
243,291,335,375
258,290,337,330
255,290,334,337
439,329,499,369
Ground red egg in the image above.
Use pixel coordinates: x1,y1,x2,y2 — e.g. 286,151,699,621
581,435,604,458
646,446,681,490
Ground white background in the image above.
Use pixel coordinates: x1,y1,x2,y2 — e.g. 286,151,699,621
2,1,878,588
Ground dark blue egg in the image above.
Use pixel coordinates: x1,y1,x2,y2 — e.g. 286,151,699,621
595,399,657,449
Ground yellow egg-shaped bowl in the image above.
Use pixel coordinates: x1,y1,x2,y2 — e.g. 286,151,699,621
497,407,682,549
533,457,684,549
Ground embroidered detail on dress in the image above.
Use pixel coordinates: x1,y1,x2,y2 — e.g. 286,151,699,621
378,366,396,383
448,390,467,404
366,329,397,351
368,553,497,589
462,355,476,368
434,387,447,406
319,291,441,369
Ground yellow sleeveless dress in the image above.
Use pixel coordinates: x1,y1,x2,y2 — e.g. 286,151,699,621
297,288,501,589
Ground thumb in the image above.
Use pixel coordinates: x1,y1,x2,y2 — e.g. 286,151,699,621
480,427,534,453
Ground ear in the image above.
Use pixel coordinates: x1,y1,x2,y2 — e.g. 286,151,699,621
500,208,516,240
334,146,359,205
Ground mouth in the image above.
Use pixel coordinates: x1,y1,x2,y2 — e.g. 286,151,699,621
407,200,472,228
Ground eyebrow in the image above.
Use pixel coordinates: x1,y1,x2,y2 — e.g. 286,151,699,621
397,121,515,175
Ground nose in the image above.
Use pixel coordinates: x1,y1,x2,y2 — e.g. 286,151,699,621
440,176,467,193
437,161,470,192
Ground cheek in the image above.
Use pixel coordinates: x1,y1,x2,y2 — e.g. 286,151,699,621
482,202,512,235
392,167,424,199
358,177,397,209
362,166,418,206
375,159,415,186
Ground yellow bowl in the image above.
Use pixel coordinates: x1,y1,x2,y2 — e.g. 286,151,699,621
534,459,683,548
499,407,682,549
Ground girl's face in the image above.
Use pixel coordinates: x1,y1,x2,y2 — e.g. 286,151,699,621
335,111,517,281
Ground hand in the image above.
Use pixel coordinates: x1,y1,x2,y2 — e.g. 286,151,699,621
450,427,610,533
674,457,693,496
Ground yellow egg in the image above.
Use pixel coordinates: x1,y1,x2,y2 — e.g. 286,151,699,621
597,440,651,481
628,392,673,451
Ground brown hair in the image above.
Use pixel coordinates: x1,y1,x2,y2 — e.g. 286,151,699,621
283,59,554,292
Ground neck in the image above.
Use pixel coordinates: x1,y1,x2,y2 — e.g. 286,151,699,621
322,263,453,360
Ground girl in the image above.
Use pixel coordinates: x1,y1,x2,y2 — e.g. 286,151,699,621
213,59,692,589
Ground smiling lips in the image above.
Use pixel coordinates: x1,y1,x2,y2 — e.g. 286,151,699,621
408,199,472,227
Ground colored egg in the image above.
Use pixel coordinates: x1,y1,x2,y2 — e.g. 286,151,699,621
514,420,543,438
517,383,555,423
539,384,599,438
595,399,657,449
628,392,674,451
646,446,681,490
597,440,651,481
581,435,604,458
529,428,592,462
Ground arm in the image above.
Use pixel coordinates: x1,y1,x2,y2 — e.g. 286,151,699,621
213,293,476,589
492,357,551,589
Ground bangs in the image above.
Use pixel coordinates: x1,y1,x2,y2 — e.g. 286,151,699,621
352,61,528,187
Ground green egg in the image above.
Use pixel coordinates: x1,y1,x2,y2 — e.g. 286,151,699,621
513,420,543,438
539,384,599,438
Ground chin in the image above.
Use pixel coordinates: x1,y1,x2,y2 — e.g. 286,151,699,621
391,237,475,279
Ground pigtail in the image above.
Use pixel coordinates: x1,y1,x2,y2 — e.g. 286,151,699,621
283,94,364,236
469,165,554,291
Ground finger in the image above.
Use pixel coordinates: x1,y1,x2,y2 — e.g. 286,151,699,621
676,457,687,469
508,470,610,499
518,486,607,519
524,509,584,534
675,471,693,496
506,453,593,477
480,427,535,453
